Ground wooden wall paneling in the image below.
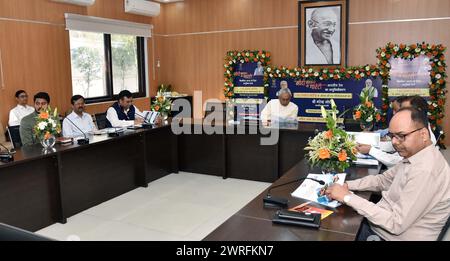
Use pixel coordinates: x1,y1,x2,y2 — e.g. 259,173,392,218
0,0,85,24
0,0,157,125
349,0,450,22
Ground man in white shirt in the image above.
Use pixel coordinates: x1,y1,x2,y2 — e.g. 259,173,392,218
357,95,437,168
253,62,264,76
326,107,450,241
8,90,34,126
261,88,299,123
63,95,96,138
360,79,379,98
306,7,340,65
106,90,144,128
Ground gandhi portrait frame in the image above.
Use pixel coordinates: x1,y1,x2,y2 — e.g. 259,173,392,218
299,0,349,67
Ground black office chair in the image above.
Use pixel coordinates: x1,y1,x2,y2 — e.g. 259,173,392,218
7,126,22,149
94,113,108,130
0,223,53,241
437,215,450,241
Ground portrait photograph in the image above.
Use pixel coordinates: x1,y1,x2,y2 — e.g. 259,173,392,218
299,0,348,67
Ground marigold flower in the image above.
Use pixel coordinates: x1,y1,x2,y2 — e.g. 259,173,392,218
318,148,331,160
354,111,362,119
39,112,49,120
376,114,381,121
324,130,333,139
338,150,347,162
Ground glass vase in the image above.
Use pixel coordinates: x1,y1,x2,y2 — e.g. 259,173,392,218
41,134,56,150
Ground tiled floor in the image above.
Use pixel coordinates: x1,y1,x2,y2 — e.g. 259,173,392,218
36,172,270,241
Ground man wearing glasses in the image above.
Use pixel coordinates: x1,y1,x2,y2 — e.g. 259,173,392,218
306,7,341,65
357,96,437,168
326,107,450,241
8,90,34,127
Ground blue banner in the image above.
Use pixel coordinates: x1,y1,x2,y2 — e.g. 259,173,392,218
233,62,266,121
233,62,265,99
268,77,382,123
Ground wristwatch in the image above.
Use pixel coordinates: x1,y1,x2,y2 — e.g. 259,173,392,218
343,194,352,204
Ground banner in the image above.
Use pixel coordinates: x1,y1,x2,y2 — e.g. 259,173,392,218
388,55,431,98
233,62,266,121
268,77,382,123
233,62,265,99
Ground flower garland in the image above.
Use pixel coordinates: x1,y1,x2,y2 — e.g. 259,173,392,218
376,42,447,145
264,65,380,82
223,50,271,98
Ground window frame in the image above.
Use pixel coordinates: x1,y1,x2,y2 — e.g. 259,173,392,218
70,32,147,104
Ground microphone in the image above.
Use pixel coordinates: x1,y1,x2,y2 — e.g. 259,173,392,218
65,116,90,145
435,130,444,147
135,112,151,125
108,127,125,137
0,143,14,163
263,177,325,208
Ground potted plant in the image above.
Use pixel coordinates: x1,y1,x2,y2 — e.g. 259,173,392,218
353,87,381,131
34,107,62,150
304,100,358,174
152,92,172,121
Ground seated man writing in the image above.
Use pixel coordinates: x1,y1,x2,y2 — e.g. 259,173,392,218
326,107,450,241
357,95,437,168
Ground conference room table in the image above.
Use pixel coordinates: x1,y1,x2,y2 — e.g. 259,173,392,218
0,122,177,232
0,118,370,237
204,160,381,241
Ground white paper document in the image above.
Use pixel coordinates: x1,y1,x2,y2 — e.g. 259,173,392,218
347,132,381,148
291,173,347,208
354,158,379,166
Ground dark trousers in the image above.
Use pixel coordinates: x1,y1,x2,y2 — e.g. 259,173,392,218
356,219,385,241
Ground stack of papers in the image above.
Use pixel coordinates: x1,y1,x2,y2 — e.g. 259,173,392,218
347,132,381,147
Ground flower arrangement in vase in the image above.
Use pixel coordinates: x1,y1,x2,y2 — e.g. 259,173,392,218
353,87,381,131
34,107,61,150
304,100,358,173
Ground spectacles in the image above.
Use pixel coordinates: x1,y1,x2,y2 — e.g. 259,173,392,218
19,95,28,98
387,127,424,142
310,18,337,28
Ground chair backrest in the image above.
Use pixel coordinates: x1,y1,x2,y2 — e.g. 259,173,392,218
94,113,108,130
438,215,450,241
7,125,22,149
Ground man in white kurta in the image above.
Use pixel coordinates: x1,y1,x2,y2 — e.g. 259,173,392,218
8,90,34,126
261,88,298,123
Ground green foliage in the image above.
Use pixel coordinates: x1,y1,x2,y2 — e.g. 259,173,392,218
112,35,137,91
71,47,102,97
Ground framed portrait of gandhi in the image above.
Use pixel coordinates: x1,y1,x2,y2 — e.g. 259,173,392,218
299,0,348,67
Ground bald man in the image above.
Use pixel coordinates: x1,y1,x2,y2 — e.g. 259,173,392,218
326,107,450,241
306,7,340,65
261,88,298,123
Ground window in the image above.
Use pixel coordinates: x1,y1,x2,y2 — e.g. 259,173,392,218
69,31,146,103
